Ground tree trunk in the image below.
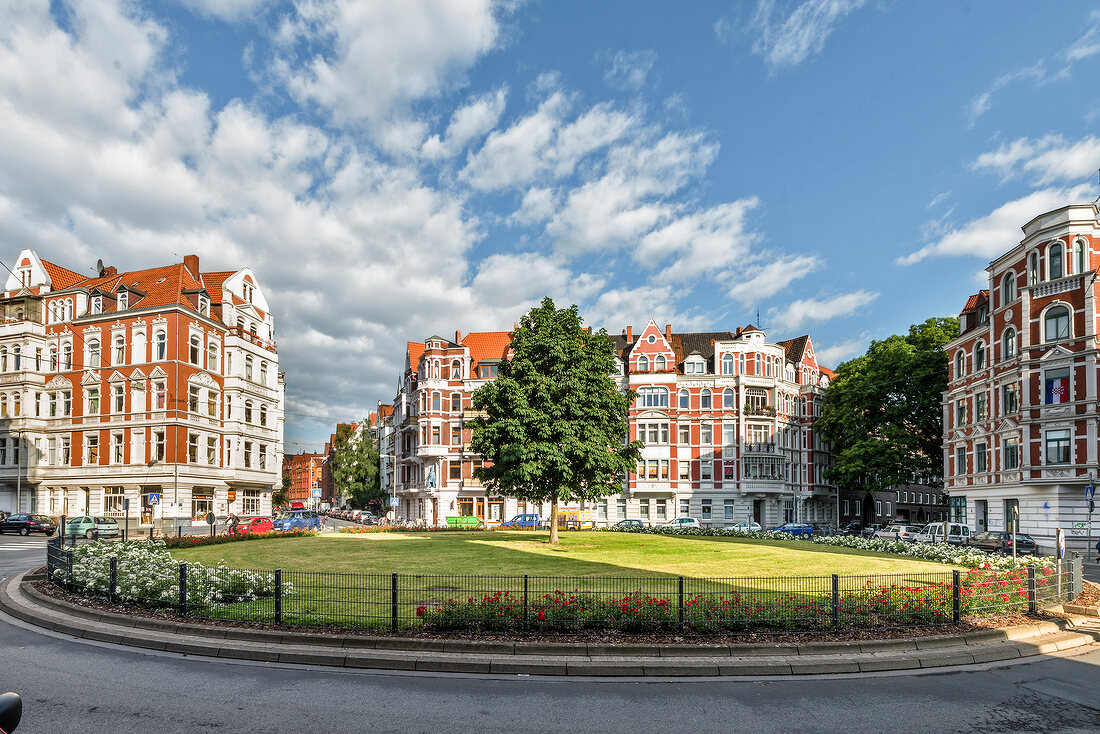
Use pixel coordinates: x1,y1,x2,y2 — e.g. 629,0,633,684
549,495,559,545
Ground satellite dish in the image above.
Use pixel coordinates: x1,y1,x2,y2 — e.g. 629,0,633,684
96,259,104,277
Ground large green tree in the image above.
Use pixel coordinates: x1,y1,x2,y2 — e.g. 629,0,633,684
816,317,960,495
331,424,385,512
470,297,643,544
273,473,290,509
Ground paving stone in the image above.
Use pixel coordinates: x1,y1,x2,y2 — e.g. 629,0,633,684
565,661,645,676
917,651,976,667
788,658,861,674
343,653,418,670
643,662,721,676
857,656,918,672
858,639,916,653
278,650,347,666
488,660,569,676
415,658,492,674
969,645,1022,663
718,661,793,675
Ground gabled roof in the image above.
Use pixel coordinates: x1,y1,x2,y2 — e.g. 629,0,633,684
670,332,737,367
406,341,425,376
378,404,393,420
460,331,512,371
961,290,990,313
40,260,88,290
200,271,235,302
778,335,809,363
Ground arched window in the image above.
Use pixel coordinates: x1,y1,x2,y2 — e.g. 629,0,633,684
245,356,254,381
12,393,20,417
260,404,268,427
1002,271,1016,306
739,354,746,374
1,347,8,372
1029,252,1039,285
155,331,166,361
721,354,734,375
754,354,761,375
678,389,689,409
87,339,100,369
63,344,72,370
114,336,125,365
12,346,19,371
451,360,462,378
637,355,649,371
189,335,201,364
1044,305,1070,342
1049,242,1064,280
1002,328,1016,360
1075,238,1087,274
954,350,965,379
1,394,7,417
244,400,253,423
700,389,712,409
723,388,734,409
49,347,57,372
260,361,268,384
974,342,985,371
208,344,217,371
431,391,441,410
451,393,461,411
655,354,666,371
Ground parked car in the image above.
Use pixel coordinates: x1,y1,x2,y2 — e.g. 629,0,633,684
724,521,763,532
0,514,57,536
272,510,322,532
500,514,542,529
914,522,971,545
967,531,1039,556
0,691,21,734
660,517,702,529
874,524,925,542
64,516,120,539
611,519,644,530
861,523,885,538
359,512,378,526
230,517,275,535
838,522,863,537
770,522,814,537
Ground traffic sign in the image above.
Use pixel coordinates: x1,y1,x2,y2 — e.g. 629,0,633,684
389,497,399,507
311,488,322,498
1086,485,1095,502
147,493,160,506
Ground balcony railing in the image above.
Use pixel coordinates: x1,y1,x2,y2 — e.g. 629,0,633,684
1031,276,1081,299
743,442,779,455
743,405,776,417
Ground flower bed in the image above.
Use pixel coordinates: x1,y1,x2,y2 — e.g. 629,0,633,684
163,529,317,550
51,539,290,610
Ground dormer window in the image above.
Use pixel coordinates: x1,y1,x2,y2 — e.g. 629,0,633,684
198,294,209,316
90,297,102,315
685,358,705,374
243,283,254,303
117,292,127,311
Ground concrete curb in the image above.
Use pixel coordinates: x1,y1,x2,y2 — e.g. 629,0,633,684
4,570,1099,677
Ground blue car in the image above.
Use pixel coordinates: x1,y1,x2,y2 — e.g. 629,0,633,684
770,522,813,538
499,514,541,529
273,510,322,532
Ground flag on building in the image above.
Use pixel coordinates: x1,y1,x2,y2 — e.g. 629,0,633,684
1046,376,1069,404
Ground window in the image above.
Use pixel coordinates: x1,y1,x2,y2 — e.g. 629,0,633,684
616,498,627,519
678,424,690,444
955,446,966,475
637,387,668,408
258,444,267,470
260,361,268,384
1044,306,1070,341
451,359,462,378
1029,252,1038,285
189,385,200,413
685,358,705,374
259,404,267,426
1045,368,1070,404
722,423,737,448
1002,271,1016,306
49,392,57,417
449,462,461,480
656,499,667,520
60,436,70,464
87,388,99,415
198,294,209,316
112,432,124,464
245,356,254,381
12,393,19,417
1003,438,1019,470
208,344,218,371
1001,328,1016,360
1045,429,1071,465
63,344,72,369
49,347,57,372
63,390,71,415
976,393,987,422
189,335,201,365
701,424,712,445
976,443,987,473
451,425,461,446
114,336,125,365
640,500,650,520
103,487,124,516
12,346,19,371
1002,384,1019,414
244,400,253,423
188,433,199,463
701,499,712,520
678,389,689,409
431,391,441,410
87,339,100,368
722,388,734,409
700,389,712,409
451,393,461,411
955,400,966,425
1049,242,1064,279
431,426,441,444
117,291,127,311
90,296,102,315
153,381,166,410
155,332,166,361
87,434,99,464
721,354,734,375
678,460,689,480
112,384,124,413
974,342,985,370
739,354,745,374
208,391,218,417
207,437,217,465
700,460,712,480
745,388,767,410
637,355,649,371
655,354,666,371
638,422,669,445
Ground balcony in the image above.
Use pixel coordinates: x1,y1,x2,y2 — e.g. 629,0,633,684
632,480,673,494
743,405,776,417
416,444,451,458
740,479,788,494
743,442,780,455
1031,276,1081,299
462,407,486,419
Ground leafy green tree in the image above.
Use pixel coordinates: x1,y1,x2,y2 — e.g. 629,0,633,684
272,473,290,509
817,317,959,495
332,424,385,512
470,297,643,544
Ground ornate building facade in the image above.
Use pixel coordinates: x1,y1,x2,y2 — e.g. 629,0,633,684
944,203,1100,553
383,321,837,527
0,250,283,526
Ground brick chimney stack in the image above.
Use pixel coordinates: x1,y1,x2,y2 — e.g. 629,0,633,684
626,326,632,341
665,324,672,341
455,330,461,343
183,254,200,278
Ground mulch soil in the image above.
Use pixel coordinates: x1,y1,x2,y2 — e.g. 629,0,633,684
29,577,1100,646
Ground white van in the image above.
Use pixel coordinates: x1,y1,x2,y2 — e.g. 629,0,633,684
914,523,971,545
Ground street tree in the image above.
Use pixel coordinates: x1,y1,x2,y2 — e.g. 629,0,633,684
272,473,290,509
469,297,643,544
331,424,385,513
816,317,959,496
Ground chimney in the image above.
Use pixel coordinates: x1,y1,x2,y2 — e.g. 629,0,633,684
102,266,118,277
455,330,461,344
183,254,200,278
626,326,632,341
665,324,672,341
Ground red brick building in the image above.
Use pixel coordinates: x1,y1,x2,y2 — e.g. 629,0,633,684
283,452,323,506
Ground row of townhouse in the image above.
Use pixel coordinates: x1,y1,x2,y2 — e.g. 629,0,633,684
379,320,839,528
283,451,323,506
0,250,284,527
944,203,1100,553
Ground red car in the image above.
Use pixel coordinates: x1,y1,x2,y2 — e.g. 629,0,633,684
230,517,274,535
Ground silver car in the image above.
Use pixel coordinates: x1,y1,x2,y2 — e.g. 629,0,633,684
874,524,925,542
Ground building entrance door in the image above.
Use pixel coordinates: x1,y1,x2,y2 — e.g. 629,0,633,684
476,498,485,519
752,500,763,525
975,499,988,532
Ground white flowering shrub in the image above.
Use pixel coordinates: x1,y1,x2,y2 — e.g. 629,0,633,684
608,526,1055,571
52,539,291,610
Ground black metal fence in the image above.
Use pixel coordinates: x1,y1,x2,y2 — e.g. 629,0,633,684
44,539,1082,636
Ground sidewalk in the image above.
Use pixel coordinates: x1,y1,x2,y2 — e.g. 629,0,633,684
3,569,1099,677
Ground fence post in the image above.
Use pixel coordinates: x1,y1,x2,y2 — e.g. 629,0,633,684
109,557,117,605
274,569,282,624
831,574,839,630
523,574,529,632
391,572,398,632
952,570,960,624
678,575,685,633
178,563,187,614
67,546,74,591
1027,567,1037,614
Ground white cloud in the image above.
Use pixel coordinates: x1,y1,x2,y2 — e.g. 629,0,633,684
748,0,868,72
1062,10,1100,64
636,199,761,283
966,63,1044,127
420,87,508,160
508,186,557,226
585,284,711,334
726,254,823,305
769,290,878,332
972,134,1100,186
601,49,658,91
177,0,266,22
898,185,1094,265
273,0,501,134
816,337,866,367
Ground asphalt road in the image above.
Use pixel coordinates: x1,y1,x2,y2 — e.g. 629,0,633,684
3,533,1100,734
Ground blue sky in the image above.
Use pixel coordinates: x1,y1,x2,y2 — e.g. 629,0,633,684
2,1,1099,453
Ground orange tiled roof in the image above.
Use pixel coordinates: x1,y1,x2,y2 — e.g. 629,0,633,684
407,342,425,375
40,260,87,290
961,290,989,313
460,331,512,371
201,271,235,302
378,404,393,419
820,366,838,379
